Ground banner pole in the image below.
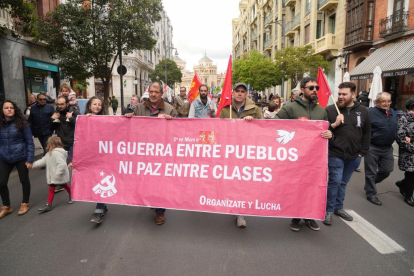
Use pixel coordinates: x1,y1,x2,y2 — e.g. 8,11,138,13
230,103,232,119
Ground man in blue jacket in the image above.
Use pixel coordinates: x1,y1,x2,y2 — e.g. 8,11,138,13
364,92,397,206
28,92,54,155
188,84,217,118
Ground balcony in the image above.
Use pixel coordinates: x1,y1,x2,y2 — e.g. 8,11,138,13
344,23,374,51
264,12,273,26
318,0,339,12
292,13,301,31
284,21,294,36
379,11,409,38
314,33,338,55
285,0,296,7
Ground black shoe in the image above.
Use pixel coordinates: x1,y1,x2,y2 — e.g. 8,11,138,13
305,219,320,231
290,219,301,232
396,181,405,196
38,204,52,212
323,212,333,225
367,196,382,206
334,209,353,221
91,213,104,224
404,197,414,207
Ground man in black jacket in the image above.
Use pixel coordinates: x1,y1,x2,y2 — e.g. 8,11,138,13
323,82,371,226
49,96,79,166
364,92,397,206
28,92,54,155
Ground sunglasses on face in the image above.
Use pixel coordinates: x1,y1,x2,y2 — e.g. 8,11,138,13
38,98,46,101
305,85,320,91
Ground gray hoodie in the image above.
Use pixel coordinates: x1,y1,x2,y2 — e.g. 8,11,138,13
33,148,70,185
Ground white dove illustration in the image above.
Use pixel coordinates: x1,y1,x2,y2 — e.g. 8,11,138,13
276,130,296,145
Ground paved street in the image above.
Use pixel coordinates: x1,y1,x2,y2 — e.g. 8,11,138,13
1,145,414,276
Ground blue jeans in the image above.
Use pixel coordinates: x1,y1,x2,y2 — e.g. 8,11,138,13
63,145,73,162
326,156,361,212
95,203,107,213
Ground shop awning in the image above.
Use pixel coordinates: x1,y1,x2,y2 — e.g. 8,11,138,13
349,39,414,80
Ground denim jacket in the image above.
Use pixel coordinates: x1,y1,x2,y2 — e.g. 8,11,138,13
188,96,217,118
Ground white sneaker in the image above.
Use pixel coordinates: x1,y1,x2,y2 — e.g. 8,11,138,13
236,215,246,228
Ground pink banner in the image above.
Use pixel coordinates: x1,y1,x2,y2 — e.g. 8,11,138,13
72,116,329,220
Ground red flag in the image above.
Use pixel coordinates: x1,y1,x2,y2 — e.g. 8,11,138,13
317,67,332,108
187,73,202,103
316,67,332,108
216,55,232,118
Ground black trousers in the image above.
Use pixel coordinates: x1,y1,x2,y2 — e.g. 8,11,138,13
401,171,414,198
0,160,31,206
38,134,52,156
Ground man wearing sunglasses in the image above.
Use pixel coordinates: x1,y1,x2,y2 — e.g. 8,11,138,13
276,77,333,232
28,92,55,155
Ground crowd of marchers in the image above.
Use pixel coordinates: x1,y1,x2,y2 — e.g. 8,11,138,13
0,79,413,232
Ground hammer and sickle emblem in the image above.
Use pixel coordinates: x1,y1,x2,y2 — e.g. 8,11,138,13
93,174,117,194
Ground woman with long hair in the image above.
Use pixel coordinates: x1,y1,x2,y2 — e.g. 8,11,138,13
82,96,109,223
0,100,35,218
84,96,108,116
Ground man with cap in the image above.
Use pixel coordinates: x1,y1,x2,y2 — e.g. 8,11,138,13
219,82,263,228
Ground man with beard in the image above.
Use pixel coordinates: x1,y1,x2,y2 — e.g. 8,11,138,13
49,96,79,167
364,92,397,206
188,84,217,118
125,81,177,225
173,87,191,117
323,82,371,226
276,77,333,232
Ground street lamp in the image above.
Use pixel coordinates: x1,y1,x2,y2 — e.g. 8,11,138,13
265,19,284,98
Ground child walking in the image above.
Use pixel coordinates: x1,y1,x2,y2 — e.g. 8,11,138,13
32,136,74,212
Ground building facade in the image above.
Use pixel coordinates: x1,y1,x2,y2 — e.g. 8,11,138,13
232,0,346,100
106,10,174,104
347,0,414,110
174,53,226,96
0,1,60,109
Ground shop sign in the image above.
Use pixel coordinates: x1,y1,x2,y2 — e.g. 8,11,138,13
24,58,59,72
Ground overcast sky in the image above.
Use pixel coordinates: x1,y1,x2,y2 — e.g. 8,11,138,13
162,0,240,74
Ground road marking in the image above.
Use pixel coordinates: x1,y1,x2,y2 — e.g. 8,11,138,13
343,210,405,254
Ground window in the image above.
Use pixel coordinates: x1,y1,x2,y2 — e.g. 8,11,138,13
305,24,310,44
394,0,403,13
316,20,322,39
330,15,336,34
